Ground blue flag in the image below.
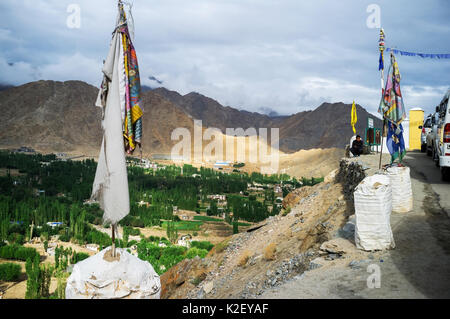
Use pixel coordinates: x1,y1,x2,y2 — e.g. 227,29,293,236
378,51,384,71
386,122,406,163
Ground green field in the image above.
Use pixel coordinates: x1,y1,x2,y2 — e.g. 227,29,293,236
161,220,203,231
193,215,224,222
234,221,251,227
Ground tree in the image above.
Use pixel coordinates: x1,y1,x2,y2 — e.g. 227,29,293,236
39,264,53,298
233,221,238,234
166,220,178,244
55,246,60,269
25,254,40,299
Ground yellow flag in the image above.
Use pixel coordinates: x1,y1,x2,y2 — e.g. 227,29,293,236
351,101,357,134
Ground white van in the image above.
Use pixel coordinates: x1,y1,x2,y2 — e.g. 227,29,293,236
435,89,450,181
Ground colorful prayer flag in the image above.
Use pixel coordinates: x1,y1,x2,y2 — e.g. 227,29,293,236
351,101,357,134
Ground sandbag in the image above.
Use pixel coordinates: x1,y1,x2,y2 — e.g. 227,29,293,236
354,174,395,251
66,247,160,299
385,166,413,213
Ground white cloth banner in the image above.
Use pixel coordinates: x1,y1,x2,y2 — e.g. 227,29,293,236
92,30,130,225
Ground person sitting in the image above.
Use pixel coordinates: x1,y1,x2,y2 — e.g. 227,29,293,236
350,135,363,157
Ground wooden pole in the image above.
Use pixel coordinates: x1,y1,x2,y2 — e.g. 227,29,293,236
378,28,385,169
29,221,34,243
111,223,116,257
379,120,385,169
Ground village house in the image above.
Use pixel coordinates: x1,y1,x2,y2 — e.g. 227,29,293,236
274,184,282,194
85,244,99,252
137,200,150,208
207,194,226,201
177,234,192,248
46,222,63,228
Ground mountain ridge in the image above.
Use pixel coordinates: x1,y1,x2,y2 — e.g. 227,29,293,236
0,80,382,155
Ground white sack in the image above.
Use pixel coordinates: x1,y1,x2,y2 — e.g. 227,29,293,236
66,247,160,299
385,166,413,213
354,174,395,251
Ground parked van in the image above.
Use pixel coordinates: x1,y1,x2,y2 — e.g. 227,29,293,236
426,111,439,157
435,89,450,181
419,114,433,152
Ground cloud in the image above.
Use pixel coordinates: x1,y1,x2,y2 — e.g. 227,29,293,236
0,0,449,117
148,75,163,85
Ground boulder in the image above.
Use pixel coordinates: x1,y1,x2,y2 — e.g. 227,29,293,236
320,238,355,255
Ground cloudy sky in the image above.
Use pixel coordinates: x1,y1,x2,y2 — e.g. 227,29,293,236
0,0,449,117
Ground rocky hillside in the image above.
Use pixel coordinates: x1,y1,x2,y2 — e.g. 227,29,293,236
160,168,352,299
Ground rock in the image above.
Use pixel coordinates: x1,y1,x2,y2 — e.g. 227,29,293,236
309,257,325,270
324,168,338,184
320,238,354,255
349,260,361,269
203,281,214,294
325,253,339,260
338,215,356,239
197,288,205,299
292,227,302,233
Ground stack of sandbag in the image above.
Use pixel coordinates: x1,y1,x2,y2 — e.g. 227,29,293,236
385,166,413,213
66,247,160,299
354,174,395,251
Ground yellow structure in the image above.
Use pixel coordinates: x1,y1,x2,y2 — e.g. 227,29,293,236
409,108,424,151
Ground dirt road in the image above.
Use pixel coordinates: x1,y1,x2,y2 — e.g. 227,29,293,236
260,151,450,299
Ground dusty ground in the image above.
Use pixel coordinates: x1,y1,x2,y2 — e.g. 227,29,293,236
259,151,450,298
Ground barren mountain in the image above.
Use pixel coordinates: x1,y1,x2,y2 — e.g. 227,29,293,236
0,80,101,154
0,80,194,155
152,87,282,132
0,80,381,156
279,102,382,151
152,87,382,153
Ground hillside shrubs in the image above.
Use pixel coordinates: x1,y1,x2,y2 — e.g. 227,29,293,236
185,247,208,259
0,245,39,261
0,263,22,281
263,243,277,261
137,241,210,275
190,241,214,251
238,250,251,267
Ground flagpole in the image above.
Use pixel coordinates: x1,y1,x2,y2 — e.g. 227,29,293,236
111,223,116,257
378,28,385,169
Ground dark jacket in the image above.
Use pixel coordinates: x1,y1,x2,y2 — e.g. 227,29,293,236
352,139,363,151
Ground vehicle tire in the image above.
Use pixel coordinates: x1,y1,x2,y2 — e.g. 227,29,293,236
432,147,439,167
441,167,450,182
421,144,426,153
